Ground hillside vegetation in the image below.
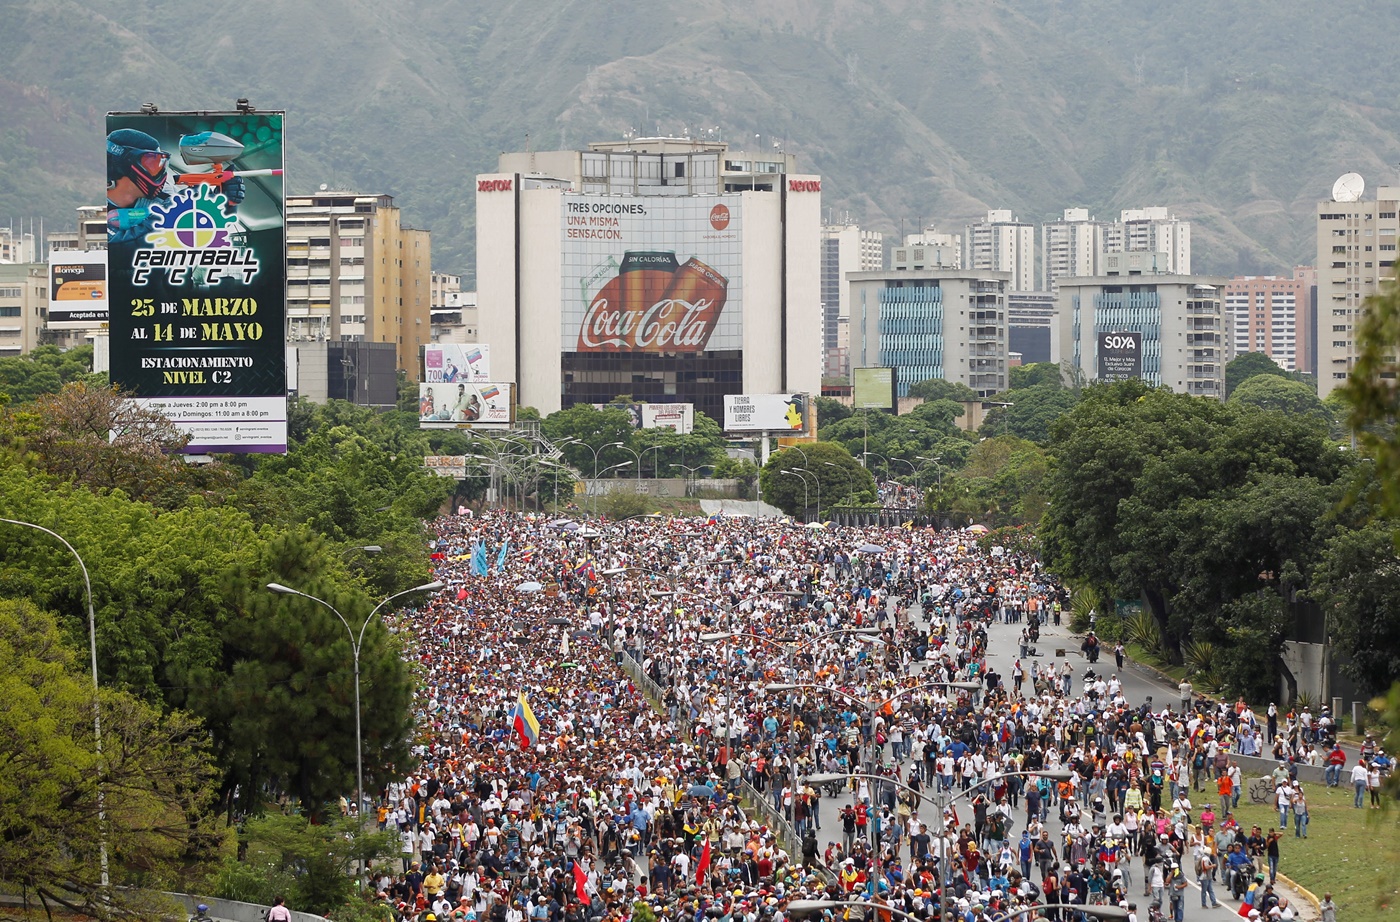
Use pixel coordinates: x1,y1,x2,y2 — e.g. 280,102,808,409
3,0,1399,278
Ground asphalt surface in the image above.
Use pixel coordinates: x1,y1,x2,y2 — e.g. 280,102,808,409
797,600,1303,921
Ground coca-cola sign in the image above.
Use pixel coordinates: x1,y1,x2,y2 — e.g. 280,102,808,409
562,193,743,354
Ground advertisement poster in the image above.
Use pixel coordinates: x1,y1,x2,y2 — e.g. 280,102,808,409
724,394,807,432
423,456,468,479
560,194,743,353
641,403,694,434
852,367,897,411
419,382,513,427
423,343,490,383
106,110,287,453
48,250,108,327
1097,331,1143,382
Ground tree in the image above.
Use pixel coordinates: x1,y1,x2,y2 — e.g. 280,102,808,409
758,442,873,515
818,403,961,478
1340,280,1400,521
908,378,978,403
1225,351,1289,397
979,384,1080,443
0,598,220,918
1009,362,1064,390
540,404,637,475
0,344,102,404
813,395,853,425
1229,374,1329,422
1311,520,1400,696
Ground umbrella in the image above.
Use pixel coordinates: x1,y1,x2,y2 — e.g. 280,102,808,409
516,581,544,593
804,522,826,530
686,784,717,799
857,543,886,554
561,522,581,532
967,524,989,534
547,519,574,528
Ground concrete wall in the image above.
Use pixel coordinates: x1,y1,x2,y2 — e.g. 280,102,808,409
581,477,741,498
0,891,327,922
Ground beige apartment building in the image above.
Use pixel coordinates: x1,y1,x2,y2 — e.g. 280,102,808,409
285,192,431,381
1315,187,1399,397
0,264,48,356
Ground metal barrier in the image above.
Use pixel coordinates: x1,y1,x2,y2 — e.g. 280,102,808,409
616,652,834,884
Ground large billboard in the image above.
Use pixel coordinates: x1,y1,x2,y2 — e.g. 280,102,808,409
419,382,514,428
724,394,808,432
423,343,490,383
560,194,743,353
642,403,693,434
106,110,287,453
48,250,108,328
1097,331,1143,382
853,366,897,411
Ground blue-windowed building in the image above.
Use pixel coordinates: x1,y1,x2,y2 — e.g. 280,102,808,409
847,269,1010,398
1053,274,1227,398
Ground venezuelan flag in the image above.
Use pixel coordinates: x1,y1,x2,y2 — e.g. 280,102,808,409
512,691,540,747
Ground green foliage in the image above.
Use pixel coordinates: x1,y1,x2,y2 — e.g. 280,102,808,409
711,456,757,498
1009,362,1065,390
932,436,1048,525
0,344,101,404
1225,352,1291,397
599,489,654,519
814,396,853,425
1041,380,1348,679
818,402,960,479
1310,520,1400,696
908,378,979,403
1341,280,1400,522
214,814,398,915
0,598,220,915
1229,374,1329,422
541,404,640,474
979,383,1080,443
759,442,873,515
1211,592,1292,703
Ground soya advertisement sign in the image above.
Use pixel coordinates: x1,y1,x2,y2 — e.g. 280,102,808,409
560,194,743,353
418,382,514,428
423,343,490,383
48,250,108,328
106,110,287,453
1097,331,1143,382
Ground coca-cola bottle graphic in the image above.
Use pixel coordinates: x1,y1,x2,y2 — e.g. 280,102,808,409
633,257,728,352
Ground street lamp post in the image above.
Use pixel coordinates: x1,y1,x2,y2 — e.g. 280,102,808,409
782,469,811,516
605,441,643,484
803,768,1075,922
266,579,444,834
1,518,109,889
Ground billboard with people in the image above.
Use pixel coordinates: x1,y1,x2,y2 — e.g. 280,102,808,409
105,109,287,453
418,382,514,428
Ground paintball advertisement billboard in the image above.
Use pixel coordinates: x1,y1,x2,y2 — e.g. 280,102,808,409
423,343,491,383
106,110,287,453
560,193,743,353
1097,331,1143,382
419,381,514,428
48,250,108,328
724,394,808,432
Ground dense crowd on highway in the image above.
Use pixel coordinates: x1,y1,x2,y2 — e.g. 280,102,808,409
360,510,1343,922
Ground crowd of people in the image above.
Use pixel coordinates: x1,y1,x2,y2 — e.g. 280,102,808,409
354,510,1323,922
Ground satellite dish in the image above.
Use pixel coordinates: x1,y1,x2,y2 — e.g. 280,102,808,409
1332,172,1364,203
319,183,329,191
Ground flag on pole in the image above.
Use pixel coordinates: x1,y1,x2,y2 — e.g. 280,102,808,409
573,859,591,905
512,691,540,748
696,838,711,886
471,541,489,577
496,540,509,572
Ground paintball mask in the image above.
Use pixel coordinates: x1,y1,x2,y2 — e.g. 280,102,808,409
107,128,169,199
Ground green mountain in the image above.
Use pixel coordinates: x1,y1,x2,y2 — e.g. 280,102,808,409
3,0,1399,280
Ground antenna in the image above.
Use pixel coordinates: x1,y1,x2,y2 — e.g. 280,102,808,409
1332,172,1365,203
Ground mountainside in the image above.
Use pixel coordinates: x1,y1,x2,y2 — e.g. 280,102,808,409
3,0,1400,280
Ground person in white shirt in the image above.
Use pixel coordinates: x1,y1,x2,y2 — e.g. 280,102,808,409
1352,759,1371,808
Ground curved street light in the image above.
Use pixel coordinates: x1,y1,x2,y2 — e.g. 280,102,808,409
266,579,444,833
1,518,109,888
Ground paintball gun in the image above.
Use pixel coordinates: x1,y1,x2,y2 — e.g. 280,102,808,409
174,131,282,188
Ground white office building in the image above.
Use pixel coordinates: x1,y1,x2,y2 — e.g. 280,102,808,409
964,211,1035,292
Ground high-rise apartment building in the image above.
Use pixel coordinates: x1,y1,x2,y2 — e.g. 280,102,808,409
1054,274,1226,398
1041,208,1108,290
847,269,1010,398
892,231,961,270
821,224,884,377
1315,185,1400,397
0,264,48,356
1223,271,1315,373
964,210,1035,292
1102,207,1192,275
284,192,432,381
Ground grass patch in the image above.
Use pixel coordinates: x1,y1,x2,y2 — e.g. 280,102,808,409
1126,641,1189,682
1211,776,1400,921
